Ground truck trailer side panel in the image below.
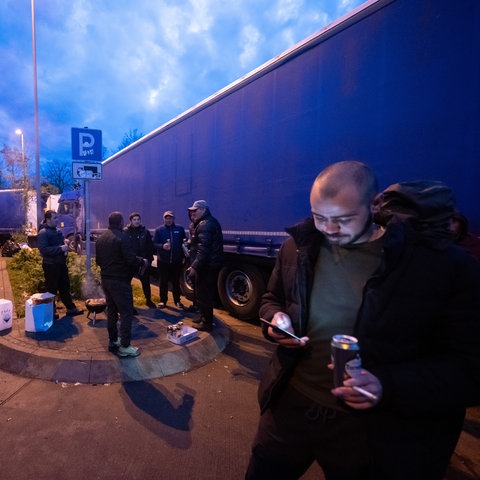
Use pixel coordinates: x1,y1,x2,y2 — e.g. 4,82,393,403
89,0,480,319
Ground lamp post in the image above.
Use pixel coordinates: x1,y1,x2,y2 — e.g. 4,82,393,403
31,0,42,230
15,128,29,227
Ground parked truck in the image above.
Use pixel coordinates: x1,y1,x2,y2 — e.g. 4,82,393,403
88,0,480,320
0,189,56,237
56,188,85,252
0,189,27,237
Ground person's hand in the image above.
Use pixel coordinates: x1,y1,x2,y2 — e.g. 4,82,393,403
267,312,309,348
331,369,382,409
163,242,171,250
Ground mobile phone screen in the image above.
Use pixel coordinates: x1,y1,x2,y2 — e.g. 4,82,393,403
259,318,304,342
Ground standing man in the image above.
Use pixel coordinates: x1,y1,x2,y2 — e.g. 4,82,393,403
187,200,223,331
246,161,480,480
153,211,187,309
37,210,83,320
124,212,155,308
96,211,147,357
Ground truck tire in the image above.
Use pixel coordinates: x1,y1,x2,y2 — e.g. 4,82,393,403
180,262,195,301
66,234,82,254
217,264,267,321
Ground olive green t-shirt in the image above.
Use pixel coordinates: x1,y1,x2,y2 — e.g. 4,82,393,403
290,237,383,408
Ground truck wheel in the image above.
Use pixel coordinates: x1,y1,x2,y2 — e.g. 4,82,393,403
180,262,195,301
66,234,82,254
217,264,266,321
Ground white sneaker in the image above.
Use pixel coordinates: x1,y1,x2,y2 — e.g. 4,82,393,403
117,345,140,357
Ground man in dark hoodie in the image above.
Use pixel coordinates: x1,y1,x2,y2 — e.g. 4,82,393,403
37,209,83,320
124,212,155,308
96,211,147,357
246,161,480,480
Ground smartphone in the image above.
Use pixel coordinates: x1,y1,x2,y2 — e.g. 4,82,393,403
259,318,305,342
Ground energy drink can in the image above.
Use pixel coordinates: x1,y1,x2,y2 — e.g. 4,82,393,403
331,334,362,387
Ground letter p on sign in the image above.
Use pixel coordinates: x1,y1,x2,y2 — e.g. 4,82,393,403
71,127,102,161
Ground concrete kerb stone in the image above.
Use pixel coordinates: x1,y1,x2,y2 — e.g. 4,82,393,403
0,322,230,384
0,257,231,383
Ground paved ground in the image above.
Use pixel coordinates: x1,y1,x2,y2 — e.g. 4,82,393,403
0,258,479,480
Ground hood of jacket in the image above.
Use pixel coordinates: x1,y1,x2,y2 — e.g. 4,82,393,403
374,180,455,251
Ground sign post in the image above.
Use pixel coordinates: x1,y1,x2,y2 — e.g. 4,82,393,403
71,127,102,277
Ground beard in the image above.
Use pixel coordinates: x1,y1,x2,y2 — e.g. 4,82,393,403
325,213,374,246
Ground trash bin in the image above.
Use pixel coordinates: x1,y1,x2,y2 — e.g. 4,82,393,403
0,299,13,331
25,293,55,332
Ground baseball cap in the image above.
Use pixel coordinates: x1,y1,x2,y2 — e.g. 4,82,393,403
163,211,174,218
188,200,208,211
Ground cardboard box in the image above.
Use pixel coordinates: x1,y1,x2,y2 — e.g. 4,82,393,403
167,325,198,345
0,299,13,331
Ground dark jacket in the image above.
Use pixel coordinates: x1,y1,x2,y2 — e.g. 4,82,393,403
451,212,480,261
259,181,480,413
96,227,144,280
259,216,480,477
123,224,154,263
189,210,223,271
37,224,67,265
153,223,186,264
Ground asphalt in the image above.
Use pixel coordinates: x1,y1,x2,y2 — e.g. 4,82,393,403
0,257,479,480
0,257,230,384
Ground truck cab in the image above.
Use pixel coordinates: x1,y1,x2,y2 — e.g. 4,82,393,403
56,189,84,253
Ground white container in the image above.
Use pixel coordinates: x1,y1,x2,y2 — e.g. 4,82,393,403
25,293,55,332
0,299,13,331
167,326,198,345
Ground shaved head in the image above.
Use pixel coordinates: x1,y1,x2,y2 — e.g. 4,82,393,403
311,161,378,206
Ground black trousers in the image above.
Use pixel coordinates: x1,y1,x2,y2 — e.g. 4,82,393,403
246,385,371,480
42,262,76,311
246,384,461,480
157,261,182,304
193,266,219,322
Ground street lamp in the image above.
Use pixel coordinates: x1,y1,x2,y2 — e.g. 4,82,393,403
15,128,28,187
15,129,25,165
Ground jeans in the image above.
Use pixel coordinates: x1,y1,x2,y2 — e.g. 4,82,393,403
101,276,136,347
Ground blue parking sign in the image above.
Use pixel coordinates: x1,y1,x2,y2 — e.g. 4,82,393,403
71,127,102,161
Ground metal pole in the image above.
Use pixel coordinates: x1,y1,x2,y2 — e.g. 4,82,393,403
85,180,91,276
31,0,42,229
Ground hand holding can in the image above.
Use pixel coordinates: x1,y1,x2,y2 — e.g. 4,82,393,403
331,335,362,388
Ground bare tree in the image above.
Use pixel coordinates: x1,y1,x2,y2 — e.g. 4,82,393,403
117,128,143,152
0,144,29,189
43,159,74,193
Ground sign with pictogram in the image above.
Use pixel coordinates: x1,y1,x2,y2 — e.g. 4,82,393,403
71,127,102,161
72,162,102,180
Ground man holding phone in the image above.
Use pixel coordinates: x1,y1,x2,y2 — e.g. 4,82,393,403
246,161,480,479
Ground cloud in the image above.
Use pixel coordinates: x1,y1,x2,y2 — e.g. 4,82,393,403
0,0,366,165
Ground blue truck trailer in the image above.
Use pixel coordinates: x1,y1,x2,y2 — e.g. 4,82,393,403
0,189,26,236
89,0,480,320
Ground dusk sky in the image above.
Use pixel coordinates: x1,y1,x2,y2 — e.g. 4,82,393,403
0,0,366,174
